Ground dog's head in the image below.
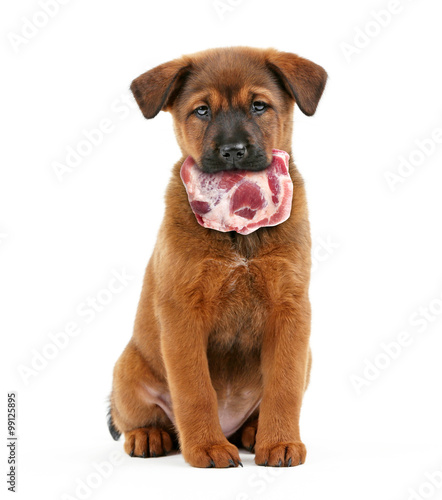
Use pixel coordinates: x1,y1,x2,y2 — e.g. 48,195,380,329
131,47,327,173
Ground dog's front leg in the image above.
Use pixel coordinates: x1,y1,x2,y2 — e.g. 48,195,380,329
255,293,311,467
159,301,242,468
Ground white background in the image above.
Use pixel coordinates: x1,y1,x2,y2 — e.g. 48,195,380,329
2,0,442,499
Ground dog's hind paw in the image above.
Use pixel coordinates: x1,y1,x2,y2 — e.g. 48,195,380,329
124,427,173,458
241,419,258,452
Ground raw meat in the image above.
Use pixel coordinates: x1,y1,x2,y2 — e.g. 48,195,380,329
180,149,293,235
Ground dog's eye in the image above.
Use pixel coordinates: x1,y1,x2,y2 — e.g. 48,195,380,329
195,105,209,118
252,101,267,114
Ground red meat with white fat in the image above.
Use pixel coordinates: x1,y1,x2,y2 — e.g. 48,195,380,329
180,149,293,235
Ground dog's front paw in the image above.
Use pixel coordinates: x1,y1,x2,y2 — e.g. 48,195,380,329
255,441,306,467
184,441,242,468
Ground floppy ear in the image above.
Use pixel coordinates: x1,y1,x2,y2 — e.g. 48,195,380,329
267,51,327,116
130,59,190,119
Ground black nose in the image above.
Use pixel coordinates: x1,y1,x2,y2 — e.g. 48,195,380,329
219,143,247,164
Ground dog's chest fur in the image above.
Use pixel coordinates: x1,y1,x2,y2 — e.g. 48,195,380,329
208,245,268,355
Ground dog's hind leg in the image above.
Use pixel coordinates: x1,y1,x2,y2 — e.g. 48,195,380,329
239,409,260,452
108,342,177,458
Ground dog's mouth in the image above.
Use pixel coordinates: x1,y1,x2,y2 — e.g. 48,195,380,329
199,146,271,174
180,149,292,236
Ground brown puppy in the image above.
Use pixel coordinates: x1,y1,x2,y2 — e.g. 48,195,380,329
108,47,327,468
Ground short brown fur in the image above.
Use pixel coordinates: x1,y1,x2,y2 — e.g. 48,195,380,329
109,47,327,468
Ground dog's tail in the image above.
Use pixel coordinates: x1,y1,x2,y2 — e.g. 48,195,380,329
107,398,121,441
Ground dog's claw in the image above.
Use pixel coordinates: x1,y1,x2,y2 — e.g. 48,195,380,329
228,459,235,467
208,459,216,468
288,457,292,467
141,452,146,458
129,449,134,457
238,461,243,467
151,451,157,458
277,459,282,467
